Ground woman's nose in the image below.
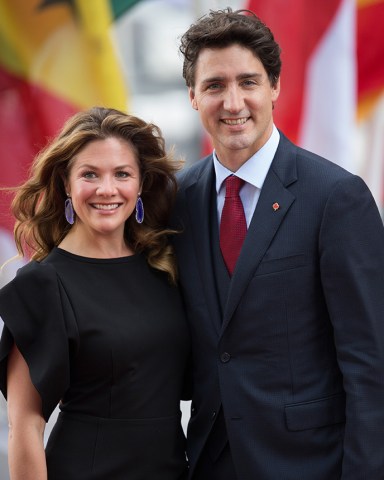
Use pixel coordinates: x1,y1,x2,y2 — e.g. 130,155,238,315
97,177,117,195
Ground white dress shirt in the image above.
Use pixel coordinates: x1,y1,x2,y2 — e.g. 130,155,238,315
213,125,280,227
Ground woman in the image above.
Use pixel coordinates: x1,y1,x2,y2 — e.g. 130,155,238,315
0,107,190,479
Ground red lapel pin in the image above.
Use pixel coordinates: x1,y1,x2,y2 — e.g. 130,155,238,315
272,202,280,211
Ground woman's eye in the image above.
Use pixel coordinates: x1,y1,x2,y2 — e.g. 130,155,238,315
82,171,96,179
116,171,130,178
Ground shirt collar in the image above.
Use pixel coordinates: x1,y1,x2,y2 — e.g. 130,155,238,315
213,125,280,194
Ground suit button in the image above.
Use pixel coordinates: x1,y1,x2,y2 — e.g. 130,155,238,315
220,352,231,363
211,411,216,420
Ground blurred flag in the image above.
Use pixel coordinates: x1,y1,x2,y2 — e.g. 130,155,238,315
243,0,384,213
0,0,140,283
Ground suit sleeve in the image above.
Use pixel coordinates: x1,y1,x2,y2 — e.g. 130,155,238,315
319,174,384,478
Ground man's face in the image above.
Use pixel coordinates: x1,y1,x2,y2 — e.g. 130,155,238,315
189,44,280,170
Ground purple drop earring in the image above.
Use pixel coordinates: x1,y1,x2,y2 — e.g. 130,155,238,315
135,196,144,224
65,195,75,225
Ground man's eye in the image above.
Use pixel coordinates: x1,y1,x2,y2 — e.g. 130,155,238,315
242,80,257,87
207,83,221,90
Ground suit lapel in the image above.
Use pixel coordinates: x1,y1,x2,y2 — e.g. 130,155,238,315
222,136,298,330
185,159,223,334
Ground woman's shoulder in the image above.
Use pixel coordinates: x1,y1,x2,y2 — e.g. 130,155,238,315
10,256,57,287
0,254,61,313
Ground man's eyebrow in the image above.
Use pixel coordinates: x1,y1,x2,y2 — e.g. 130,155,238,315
202,72,263,84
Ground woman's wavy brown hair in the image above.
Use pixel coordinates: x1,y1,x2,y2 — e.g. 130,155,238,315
11,106,181,283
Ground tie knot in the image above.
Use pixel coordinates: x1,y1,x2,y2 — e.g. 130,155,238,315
225,175,244,198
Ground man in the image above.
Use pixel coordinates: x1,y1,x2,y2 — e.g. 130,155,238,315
172,8,384,480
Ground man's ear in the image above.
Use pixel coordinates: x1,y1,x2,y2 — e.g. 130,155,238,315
189,88,198,110
272,77,281,103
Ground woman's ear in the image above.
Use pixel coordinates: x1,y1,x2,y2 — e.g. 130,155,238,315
61,176,69,196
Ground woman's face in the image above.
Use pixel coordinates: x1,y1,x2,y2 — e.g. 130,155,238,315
65,136,141,240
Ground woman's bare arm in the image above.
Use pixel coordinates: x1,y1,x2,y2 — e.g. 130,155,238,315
7,344,47,480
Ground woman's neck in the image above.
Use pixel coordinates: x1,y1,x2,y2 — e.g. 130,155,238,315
58,228,134,258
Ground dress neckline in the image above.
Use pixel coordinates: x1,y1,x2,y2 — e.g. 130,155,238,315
51,247,142,265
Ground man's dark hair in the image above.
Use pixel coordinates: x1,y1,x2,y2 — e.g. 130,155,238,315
179,8,282,89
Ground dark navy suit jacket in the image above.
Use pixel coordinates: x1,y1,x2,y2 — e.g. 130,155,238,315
172,132,384,479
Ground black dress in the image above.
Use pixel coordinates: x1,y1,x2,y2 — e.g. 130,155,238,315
0,248,190,479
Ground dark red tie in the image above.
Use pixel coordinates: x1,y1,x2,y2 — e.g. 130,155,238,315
220,175,247,275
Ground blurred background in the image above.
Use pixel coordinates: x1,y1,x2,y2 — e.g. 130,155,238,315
0,0,383,476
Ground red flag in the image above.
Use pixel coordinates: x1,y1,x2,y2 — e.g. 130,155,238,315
245,0,341,143
244,0,384,212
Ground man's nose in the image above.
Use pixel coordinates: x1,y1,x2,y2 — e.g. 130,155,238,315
223,86,245,113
